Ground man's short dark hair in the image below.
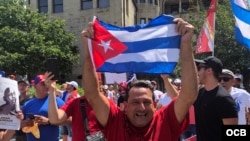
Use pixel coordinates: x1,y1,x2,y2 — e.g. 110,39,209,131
125,80,155,102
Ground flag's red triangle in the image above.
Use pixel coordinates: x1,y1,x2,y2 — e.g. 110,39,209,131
91,19,128,69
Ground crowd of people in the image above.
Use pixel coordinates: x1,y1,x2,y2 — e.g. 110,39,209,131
0,17,250,141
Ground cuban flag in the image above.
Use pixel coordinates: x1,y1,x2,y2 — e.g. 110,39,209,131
231,0,250,49
87,14,181,74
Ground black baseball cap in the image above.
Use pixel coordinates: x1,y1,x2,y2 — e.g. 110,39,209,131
195,56,223,74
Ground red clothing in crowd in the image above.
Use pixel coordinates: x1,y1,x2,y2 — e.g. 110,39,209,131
67,90,79,101
60,97,102,141
103,100,189,141
189,106,195,125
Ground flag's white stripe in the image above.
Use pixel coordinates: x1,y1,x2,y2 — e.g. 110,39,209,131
108,24,179,42
234,0,248,9
106,48,179,63
235,16,250,39
204,28,214,51
88,39,97,70
203,26,214,51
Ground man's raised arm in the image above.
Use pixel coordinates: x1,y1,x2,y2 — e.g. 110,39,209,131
81,22,110,127
173,18,198,123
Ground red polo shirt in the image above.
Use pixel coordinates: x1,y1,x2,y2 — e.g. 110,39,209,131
103,99,189,141
60,97,102,141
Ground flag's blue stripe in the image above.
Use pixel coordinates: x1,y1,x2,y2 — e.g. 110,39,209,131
235,26,250,50
98,14,175,32
231,0,250,24
97,62,177,74
122,36,181,53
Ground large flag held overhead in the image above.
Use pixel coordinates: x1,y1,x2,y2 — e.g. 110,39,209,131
88,14,181,74
195,0,217,54
231,0,250,50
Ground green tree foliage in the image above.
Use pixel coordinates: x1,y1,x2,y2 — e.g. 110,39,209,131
28,84,84,96
0,2,79,79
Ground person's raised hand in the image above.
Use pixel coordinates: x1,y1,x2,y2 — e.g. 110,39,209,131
81,22,94,39
173,18,194,44
44,71,56,95
161,74,170,81
16,110,24,120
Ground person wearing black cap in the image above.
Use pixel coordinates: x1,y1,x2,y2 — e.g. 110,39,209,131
18,79,33,108
194,56,238,141
16,79,33,141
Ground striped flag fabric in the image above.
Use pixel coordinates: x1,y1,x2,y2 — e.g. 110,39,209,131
195,0,217,54
231,0,250,49
88,14,181,74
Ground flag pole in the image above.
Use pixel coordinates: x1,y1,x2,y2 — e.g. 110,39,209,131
179,0,182,17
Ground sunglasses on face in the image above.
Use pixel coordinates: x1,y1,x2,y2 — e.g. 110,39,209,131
219,77,232,82
197,65,209,71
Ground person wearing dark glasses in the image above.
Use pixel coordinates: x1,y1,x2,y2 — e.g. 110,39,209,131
194,56,238,141
220,69,250,125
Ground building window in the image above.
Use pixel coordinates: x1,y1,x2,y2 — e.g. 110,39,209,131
155,0,158,5
140,18,146,24
170,4,189,13
53,0,63,13
148,18,152,23
81,0,93,10
149,0,153,4
38,0,48,13
97,0,109,8
140,0,145,3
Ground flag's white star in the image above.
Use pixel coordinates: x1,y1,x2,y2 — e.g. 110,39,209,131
98,40,113,53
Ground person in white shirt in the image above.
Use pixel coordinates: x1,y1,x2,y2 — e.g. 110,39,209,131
220,69,250,124
156,75,179,109
151,80,163,104
103,85,114,101
235,69,244,89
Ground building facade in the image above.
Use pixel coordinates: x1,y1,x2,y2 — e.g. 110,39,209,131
24,0,162,78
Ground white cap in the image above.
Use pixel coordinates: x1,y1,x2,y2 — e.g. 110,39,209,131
66,81,78,88
222,69,236,78
103,85,108,89
174,78,181,84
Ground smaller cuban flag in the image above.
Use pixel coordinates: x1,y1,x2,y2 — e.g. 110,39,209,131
231,0,250,49
88,14,181,74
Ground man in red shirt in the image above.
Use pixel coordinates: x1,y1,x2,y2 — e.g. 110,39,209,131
79,17,198,141
47,81,103,141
